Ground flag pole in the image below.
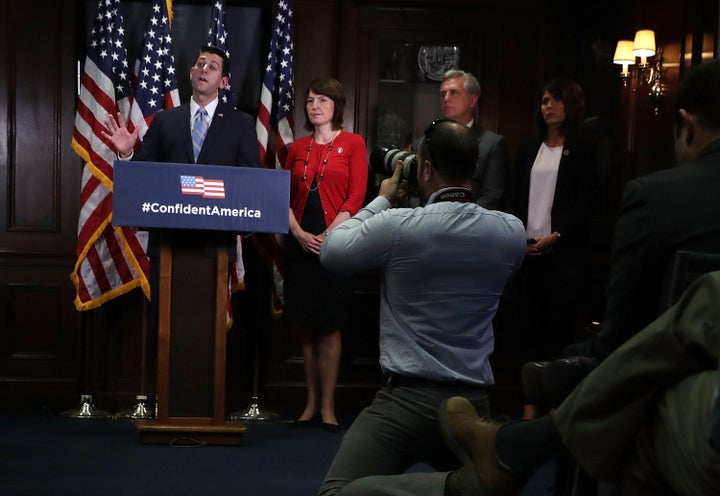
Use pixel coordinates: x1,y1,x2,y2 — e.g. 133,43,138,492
115,296,153,420
61,320,113,419
65,0,138,420
115,0,179,420
230,0,294,421
229,238,279,421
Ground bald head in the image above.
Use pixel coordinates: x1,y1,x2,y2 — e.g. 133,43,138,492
419,119,478,182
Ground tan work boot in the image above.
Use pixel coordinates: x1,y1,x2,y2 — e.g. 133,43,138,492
440,396,523,496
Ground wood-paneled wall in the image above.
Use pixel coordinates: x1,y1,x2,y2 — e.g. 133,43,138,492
0,0,82,408
0,0,716,415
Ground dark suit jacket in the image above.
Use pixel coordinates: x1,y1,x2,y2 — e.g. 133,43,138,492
507,136,599,253
133,102,261,255
594,138,720,358
134,102,260,167
470,124,506,210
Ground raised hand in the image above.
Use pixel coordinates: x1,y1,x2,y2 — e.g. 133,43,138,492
101,112,139,157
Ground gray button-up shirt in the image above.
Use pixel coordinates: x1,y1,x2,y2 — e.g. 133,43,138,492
320,192,526,386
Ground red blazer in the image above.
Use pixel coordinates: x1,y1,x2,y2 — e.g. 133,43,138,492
286,130,368,228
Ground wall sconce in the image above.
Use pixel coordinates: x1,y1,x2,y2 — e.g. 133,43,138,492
613,29,665,115
632,29,656,70
613,40,635,83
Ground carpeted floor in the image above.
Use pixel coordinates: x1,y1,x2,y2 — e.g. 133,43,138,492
0,409,554,496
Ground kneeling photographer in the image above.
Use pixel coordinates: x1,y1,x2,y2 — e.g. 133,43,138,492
317,119,526,496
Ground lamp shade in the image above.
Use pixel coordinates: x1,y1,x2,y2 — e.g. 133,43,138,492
613,40,636,64
633,30,656,58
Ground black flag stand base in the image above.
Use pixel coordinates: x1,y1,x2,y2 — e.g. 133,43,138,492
115,394,153,420
61,394,113,419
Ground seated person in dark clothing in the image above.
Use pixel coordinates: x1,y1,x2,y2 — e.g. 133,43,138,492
441,269,720,496
567,59,720,362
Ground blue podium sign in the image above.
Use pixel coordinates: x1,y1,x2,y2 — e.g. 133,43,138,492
112,160,290,234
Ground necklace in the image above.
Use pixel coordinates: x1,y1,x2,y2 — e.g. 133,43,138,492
303,130,340,192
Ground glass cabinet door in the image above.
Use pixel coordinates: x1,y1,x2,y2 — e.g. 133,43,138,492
375,40,464,152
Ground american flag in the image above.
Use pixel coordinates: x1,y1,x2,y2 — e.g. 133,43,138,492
256,0,295,169
128,0,180,141
255,0,295,314
207,0,243,311
207,0,234,107
70,0,151,310
180,175,226,199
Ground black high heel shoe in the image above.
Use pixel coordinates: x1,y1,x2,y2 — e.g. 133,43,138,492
291,412,319,427
321,421,341,433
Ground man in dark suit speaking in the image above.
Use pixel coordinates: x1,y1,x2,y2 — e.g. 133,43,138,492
103,45,259,168
102,45,261,321
103,44,260,249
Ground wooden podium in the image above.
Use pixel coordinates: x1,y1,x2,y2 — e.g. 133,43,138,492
135,237,247,445
111,160,290,446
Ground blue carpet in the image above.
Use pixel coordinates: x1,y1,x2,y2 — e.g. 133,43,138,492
0,410,554,495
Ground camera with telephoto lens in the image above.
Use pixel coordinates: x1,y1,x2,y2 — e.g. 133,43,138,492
369,146,418,187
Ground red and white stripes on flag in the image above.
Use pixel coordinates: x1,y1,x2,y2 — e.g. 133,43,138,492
71,0,150,310
255,0,295,314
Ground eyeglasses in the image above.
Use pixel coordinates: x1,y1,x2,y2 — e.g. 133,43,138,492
423,118,453,164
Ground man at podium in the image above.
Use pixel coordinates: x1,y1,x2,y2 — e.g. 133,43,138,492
98,46,262,436
102,41,260,298
103,45,259,168
100,46,261,435
102,44,260,259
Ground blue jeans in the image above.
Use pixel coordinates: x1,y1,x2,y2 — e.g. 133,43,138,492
318,382,489,496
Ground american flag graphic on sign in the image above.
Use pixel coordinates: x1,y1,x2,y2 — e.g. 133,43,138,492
180,175,226,199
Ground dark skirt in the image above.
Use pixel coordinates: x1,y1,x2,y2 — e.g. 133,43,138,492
283,188,351,342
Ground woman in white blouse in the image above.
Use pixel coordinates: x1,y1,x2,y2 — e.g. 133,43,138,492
503,79,600,388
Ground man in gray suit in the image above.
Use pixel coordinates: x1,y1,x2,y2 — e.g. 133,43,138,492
440,70,506,209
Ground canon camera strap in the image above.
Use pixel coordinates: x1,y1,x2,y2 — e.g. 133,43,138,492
428,187,473,204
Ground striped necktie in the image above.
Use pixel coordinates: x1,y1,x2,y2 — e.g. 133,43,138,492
192,107,208,162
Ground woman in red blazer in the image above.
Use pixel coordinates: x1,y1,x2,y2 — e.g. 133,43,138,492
283,78,368,431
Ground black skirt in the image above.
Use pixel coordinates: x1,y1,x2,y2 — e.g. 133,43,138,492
283,187,351,341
